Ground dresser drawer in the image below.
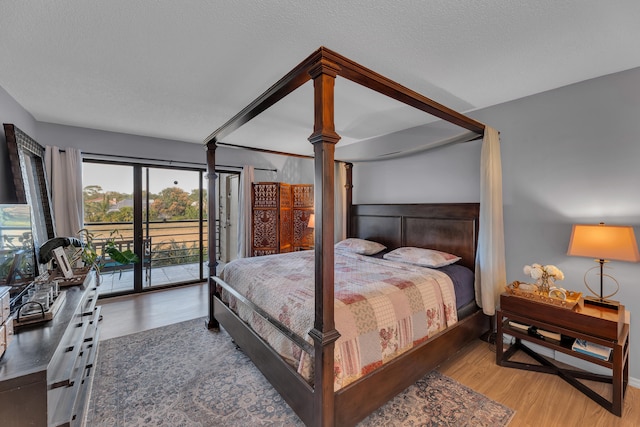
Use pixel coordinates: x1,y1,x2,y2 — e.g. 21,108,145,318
0,271,101,427
0,287,10,325
49,306,101,427
0,323,5,358
0,286,13,360
0,317,14,357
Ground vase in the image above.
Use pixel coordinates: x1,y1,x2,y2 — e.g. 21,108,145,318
537,274,553,295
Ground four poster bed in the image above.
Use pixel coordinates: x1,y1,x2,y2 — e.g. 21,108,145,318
204,47,494,426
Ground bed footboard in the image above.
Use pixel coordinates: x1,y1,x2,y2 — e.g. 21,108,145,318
335,309,490,426
213,295,315,422
212,273,489,427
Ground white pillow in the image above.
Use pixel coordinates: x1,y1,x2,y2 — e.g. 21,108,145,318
334,238,386,255
383,247,460,268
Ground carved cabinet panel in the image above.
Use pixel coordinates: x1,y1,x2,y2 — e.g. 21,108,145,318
252,183,292,256
251,183,313,256
292,184,314,251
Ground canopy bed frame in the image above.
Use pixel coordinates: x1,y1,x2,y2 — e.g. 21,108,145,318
204,47,491,427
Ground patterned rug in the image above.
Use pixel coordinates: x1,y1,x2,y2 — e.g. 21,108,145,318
86,318,514,426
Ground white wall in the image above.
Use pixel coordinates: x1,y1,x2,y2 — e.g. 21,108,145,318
35,121,315,184
354,66,640,382
353,138,482,204
1,83,314,195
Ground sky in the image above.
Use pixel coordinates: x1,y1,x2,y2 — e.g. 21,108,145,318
82,163,202,195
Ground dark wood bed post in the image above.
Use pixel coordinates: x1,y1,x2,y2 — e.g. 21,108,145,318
308,58,342,427
206,140,219,330
344,162,353,238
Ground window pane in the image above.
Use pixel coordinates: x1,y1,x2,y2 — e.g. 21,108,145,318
82,163,135,294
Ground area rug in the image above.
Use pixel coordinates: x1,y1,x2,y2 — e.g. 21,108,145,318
86,317,514,426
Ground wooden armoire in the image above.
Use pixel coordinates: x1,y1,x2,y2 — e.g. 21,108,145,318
251,182,313,256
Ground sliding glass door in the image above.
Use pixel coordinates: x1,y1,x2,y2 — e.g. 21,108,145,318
82,161,233,296
82,162,136,294
142,167,206,289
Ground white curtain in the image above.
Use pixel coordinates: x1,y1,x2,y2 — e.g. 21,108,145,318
474,126,506,316
45,146,83,238
237,165,255,258
334,162,347,242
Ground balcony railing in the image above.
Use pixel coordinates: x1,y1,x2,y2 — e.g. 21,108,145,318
83,220,210,271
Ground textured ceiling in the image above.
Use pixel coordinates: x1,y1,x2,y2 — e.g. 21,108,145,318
1,1,639,157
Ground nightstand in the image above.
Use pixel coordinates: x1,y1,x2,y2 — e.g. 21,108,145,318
496,293,629,416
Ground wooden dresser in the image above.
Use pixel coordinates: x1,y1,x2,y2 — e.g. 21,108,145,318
0,273,101,426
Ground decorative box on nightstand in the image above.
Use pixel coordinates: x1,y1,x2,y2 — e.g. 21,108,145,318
497,292,629,416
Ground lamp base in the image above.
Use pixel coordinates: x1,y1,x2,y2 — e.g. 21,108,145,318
584,296,620,311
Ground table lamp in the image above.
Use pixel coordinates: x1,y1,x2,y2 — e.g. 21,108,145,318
567,223,640,309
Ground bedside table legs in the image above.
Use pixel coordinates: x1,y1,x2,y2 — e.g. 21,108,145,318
496,310,628,417
495,311,504,365
612,337,628,417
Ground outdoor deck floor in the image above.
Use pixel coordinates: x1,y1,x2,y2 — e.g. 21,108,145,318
97,262,223,295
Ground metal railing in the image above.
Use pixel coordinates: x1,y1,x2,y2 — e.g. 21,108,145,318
84,220,209,270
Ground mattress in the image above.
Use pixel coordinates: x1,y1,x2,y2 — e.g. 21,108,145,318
219,250,475,390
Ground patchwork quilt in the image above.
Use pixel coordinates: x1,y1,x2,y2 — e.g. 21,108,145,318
220,250,458,391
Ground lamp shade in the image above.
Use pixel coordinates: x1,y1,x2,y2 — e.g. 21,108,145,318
307,214,315,228
567,223,640,262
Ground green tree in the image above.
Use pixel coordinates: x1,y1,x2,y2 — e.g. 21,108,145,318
188,189,200,204
105,206,134,223
153,187,190,220
83,185,103,200
83,185,110,223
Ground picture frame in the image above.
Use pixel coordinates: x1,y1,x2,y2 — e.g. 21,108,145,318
52,246,74,279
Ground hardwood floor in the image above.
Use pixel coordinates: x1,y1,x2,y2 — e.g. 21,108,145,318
439,340,639,426
97,282,208,340
97,284,639,426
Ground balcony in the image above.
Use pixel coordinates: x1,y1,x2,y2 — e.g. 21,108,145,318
83,220,215,296
97,262,196,294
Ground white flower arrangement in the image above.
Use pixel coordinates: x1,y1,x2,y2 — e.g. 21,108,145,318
523,263,565,282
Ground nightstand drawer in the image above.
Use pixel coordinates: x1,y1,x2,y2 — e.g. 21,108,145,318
500,293,624,340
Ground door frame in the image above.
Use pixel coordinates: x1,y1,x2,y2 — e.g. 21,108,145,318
83,159,215,297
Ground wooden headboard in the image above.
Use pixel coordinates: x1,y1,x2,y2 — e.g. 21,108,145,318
350,203,480,270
